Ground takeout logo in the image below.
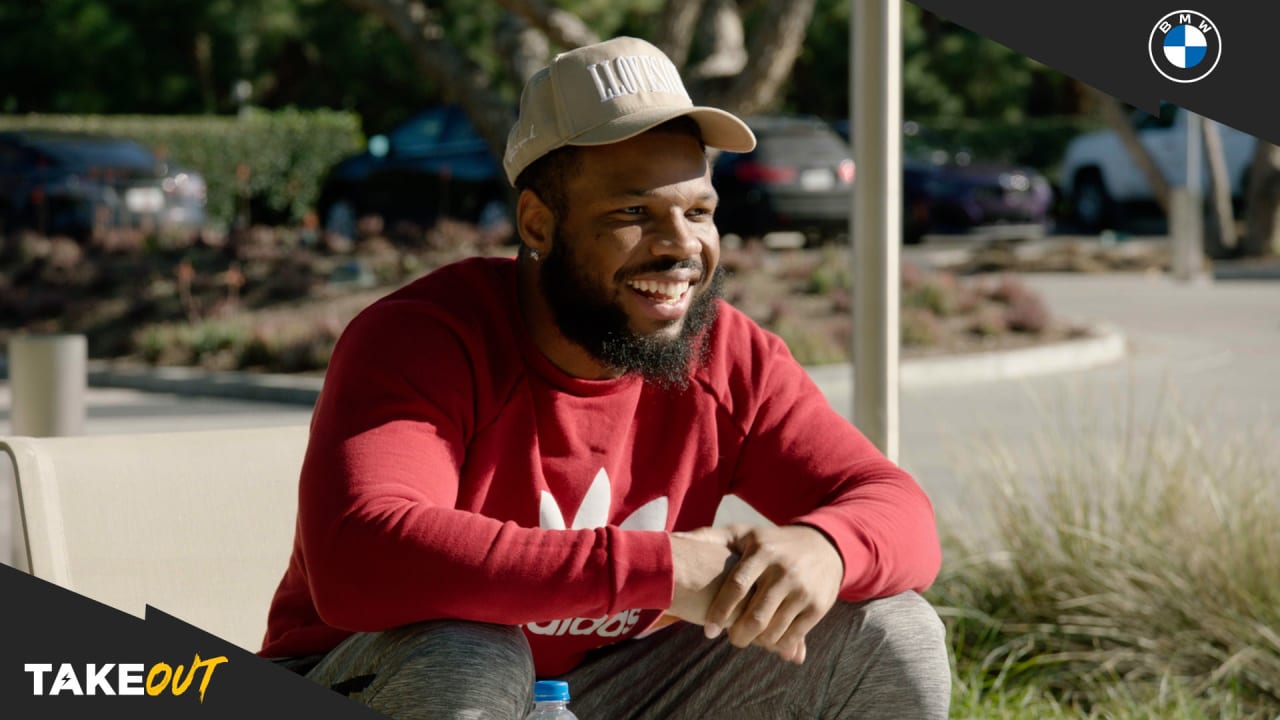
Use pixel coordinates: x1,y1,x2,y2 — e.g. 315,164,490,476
24,653,228,703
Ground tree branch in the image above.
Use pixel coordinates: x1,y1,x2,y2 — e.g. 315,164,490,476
492,0,598,50
1202,119,1237,251
1244,141,1280,257
1090,88,1172,215
342,0,515,166
655,0,708,68
687,0,747,81
703,0,817,116
496,13,551,85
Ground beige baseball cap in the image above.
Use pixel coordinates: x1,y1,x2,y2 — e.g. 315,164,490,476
503,36,756,186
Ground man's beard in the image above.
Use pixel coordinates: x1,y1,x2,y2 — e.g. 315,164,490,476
539,231,723,390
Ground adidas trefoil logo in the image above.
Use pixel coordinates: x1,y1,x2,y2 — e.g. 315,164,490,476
538,468,668,532
527,468,668,639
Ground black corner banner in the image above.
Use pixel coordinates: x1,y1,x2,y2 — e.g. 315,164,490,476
910,0,1280,146
0,564,385,718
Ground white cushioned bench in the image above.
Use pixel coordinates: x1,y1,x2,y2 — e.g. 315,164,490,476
2,425,309,652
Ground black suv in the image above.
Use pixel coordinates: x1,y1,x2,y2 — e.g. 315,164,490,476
317,105,508,238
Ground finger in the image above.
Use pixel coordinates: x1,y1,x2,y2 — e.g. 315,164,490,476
704,553,769,638
783,638,807,665
762,635,804,665
727,571,791,648
711,584,751,639
773,607,824,664
753,591,807,650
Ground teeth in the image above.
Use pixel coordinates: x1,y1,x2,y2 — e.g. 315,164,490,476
628,279,691,301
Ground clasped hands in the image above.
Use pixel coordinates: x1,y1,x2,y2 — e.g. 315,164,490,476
668,523,843,665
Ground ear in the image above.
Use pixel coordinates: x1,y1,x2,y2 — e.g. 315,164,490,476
516,189,554,258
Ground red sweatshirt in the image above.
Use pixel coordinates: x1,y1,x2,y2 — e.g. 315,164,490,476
259,256,940,676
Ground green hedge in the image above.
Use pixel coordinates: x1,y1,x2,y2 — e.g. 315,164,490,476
0,109,364,226
911,116,1106,180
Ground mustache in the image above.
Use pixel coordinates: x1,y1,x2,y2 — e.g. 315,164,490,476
618,258,704,280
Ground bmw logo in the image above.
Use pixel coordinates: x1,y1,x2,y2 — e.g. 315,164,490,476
1149,10,1222,83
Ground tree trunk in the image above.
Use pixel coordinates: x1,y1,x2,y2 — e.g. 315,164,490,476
655,0,708,68
494,0,598,50
343,0,515,166
194,33,218,114
687,0,748,81
703,0,817,116
1201,118,1237,254
496,14,551,85
1243,140,1280,257
1090,88,1172,215
349,0,819,169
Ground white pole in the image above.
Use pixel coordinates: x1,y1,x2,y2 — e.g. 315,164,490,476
851,0,901,461
10,334,87,437
6,334,87,571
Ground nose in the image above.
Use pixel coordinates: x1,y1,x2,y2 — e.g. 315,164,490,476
651,209,705,259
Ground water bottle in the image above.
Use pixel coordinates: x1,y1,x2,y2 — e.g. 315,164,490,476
524,680,580,719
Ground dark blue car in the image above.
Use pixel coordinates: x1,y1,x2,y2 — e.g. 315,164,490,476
317,105,507,237
0,130,207,240
830,120,1053,243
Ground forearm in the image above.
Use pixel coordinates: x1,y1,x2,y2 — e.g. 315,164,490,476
302,499,674,631
791,469,941,599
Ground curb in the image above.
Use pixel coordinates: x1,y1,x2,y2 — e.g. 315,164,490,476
87,363,325,406
78,324,1127,406
805,322,1127,392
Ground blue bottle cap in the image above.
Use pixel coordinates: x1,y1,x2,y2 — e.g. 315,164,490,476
534,680,570,702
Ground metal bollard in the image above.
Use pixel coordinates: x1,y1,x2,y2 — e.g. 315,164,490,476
10,333,88,437
4,333,87,571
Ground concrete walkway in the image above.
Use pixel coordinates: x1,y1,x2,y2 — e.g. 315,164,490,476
895,270,1280,529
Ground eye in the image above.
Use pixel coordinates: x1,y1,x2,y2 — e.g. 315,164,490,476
618,206,646,216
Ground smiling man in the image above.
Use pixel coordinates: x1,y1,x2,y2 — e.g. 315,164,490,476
259,36,950,719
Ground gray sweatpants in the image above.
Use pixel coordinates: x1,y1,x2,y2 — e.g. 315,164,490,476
299,591,951,719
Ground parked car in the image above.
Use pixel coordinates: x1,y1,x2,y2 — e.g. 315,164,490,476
1058,102,1256,233
711,114,856,243
0,130,207,239
317,105,508,238
831,119,1053,243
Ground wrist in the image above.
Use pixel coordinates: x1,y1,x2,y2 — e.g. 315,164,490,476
667,533,736,623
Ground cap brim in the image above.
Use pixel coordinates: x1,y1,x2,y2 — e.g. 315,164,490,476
569,105,756,154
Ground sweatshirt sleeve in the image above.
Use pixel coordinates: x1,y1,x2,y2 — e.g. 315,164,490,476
727,331,941,600
297,300,673,633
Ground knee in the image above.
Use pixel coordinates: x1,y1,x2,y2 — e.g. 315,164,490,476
857,591,947,653
826,591,950,678
828,593,952,718
852,591,950,686
394,620,534,679
378,621,534,710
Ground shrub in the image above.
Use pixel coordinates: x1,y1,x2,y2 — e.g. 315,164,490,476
803,246,852,295
911,115,1105,176
773,320,848,365
969,305,1009,337
0,109,363,226
1004,288,1051,333
904,273,960,317
987,274,1034,305
902,307,943,347
930,396,1280,717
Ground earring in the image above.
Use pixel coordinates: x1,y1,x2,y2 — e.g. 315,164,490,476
528,248,541,261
